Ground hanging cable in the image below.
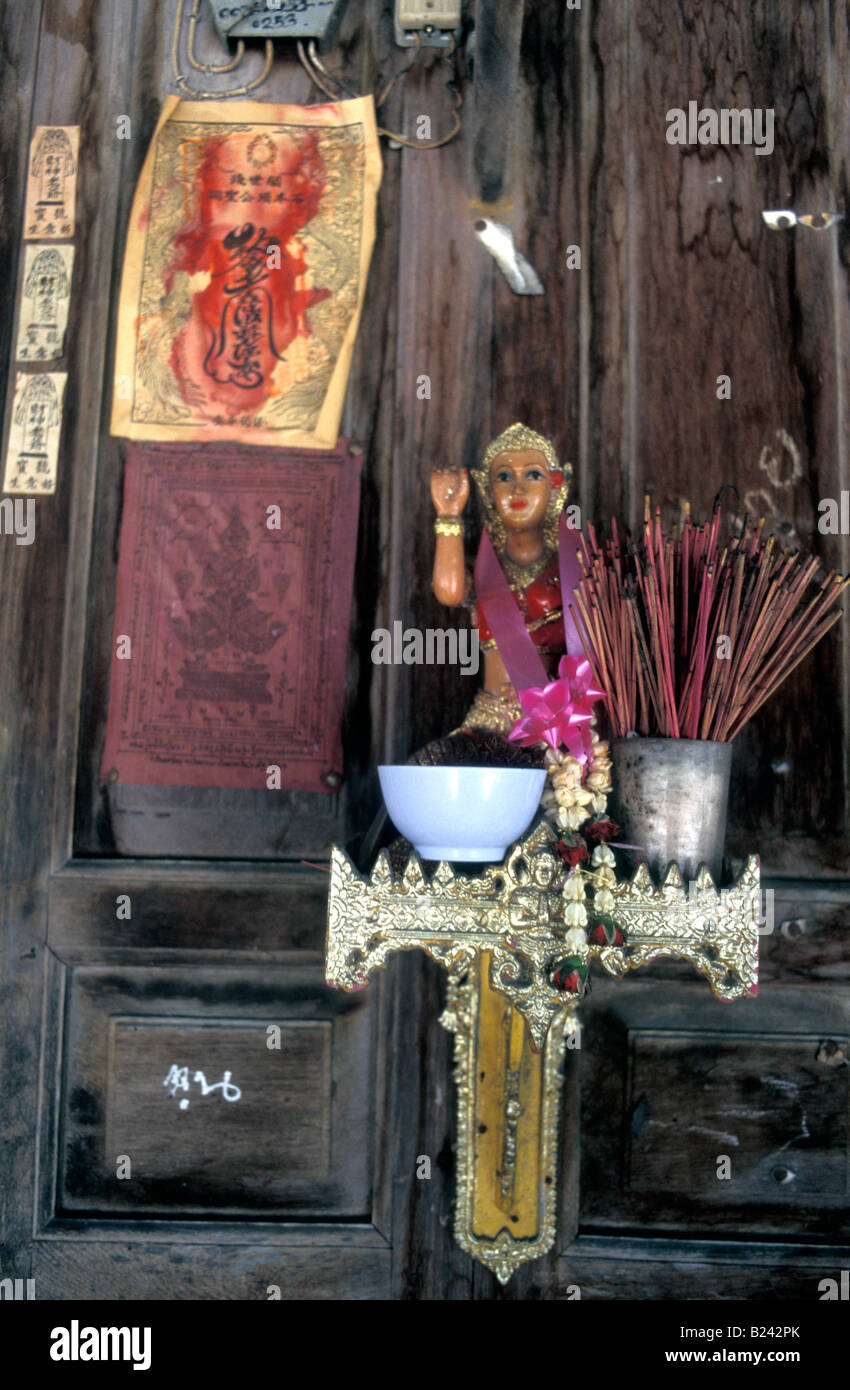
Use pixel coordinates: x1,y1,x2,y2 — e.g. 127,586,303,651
306,40,360,99
296,32,462,151
296,39,347,100
172,1,461,145
172,0,273,99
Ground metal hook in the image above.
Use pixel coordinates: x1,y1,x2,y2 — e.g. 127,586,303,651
762,209,842,231
172,0,273,99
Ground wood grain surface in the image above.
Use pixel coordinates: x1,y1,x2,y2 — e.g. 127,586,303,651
1,0,849,1302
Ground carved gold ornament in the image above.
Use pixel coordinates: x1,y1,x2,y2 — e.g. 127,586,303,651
326,819,760,1279
327,821,759,1051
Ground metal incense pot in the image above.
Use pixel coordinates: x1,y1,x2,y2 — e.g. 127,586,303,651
610,737,733,884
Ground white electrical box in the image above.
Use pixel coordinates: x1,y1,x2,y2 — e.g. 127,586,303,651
395,1,461,31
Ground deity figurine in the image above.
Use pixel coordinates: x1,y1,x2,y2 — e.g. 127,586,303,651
431,422,568,741
427,422,613,835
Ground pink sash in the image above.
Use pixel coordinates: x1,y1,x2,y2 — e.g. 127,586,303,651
473,522,604,760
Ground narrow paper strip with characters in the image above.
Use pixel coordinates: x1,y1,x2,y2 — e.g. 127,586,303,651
3,372,67,494
23,126,79,240
15,244,75,362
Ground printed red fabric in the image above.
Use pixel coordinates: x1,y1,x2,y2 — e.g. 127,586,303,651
101,440,361,791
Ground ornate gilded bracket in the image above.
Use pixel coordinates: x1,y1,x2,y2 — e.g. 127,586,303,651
439,960,575,1282
325,820,760,1280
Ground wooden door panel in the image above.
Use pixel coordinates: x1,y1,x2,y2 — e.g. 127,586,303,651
47,864,329,954
106,784,349,860
579,980,850,1238
31,1241,391,1301
54,964,372,1219
625,1033,847,1202
757,882,850,987
554,1244,845,1301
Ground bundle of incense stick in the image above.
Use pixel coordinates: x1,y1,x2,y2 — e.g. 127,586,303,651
568,498,848,742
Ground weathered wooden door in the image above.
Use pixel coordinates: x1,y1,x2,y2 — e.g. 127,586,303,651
2,0,849,1303
1,0,395,1305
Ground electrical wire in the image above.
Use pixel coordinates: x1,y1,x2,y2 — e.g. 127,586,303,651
171,0,461,147
172,0,273,99
297,32,462,150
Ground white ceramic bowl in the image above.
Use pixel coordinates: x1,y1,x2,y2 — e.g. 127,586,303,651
378,765,546,862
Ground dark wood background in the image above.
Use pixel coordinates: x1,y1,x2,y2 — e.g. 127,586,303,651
1,0,849,1302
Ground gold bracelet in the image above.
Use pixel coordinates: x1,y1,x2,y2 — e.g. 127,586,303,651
434,518,464,537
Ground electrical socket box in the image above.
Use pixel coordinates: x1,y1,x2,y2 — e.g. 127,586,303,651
394,0,460,46
396,1,461,28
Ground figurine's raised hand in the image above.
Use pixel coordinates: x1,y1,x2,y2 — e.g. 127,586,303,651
430,467,470,518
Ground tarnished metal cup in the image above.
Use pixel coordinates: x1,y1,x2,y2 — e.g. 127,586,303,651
610,737,733,884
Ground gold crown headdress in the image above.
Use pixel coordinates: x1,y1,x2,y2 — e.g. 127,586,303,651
470,422,571,552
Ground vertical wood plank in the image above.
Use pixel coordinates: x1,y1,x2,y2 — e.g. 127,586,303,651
386,51,494,761
828,0,850,836
0,2,43,430
489,2,584,495
73,1,379,858
377,36,494,1300
4,0,850,1304
585,0,631,522
337,0,404,830
620,0,848,864
0,0,147,1281
70,0,176,861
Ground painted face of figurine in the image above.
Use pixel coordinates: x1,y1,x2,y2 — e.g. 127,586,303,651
490,448,551,533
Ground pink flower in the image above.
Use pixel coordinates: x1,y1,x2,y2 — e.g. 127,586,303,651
508,655,605,761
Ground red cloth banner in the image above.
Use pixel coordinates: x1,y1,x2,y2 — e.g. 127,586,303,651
101,441,361,791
